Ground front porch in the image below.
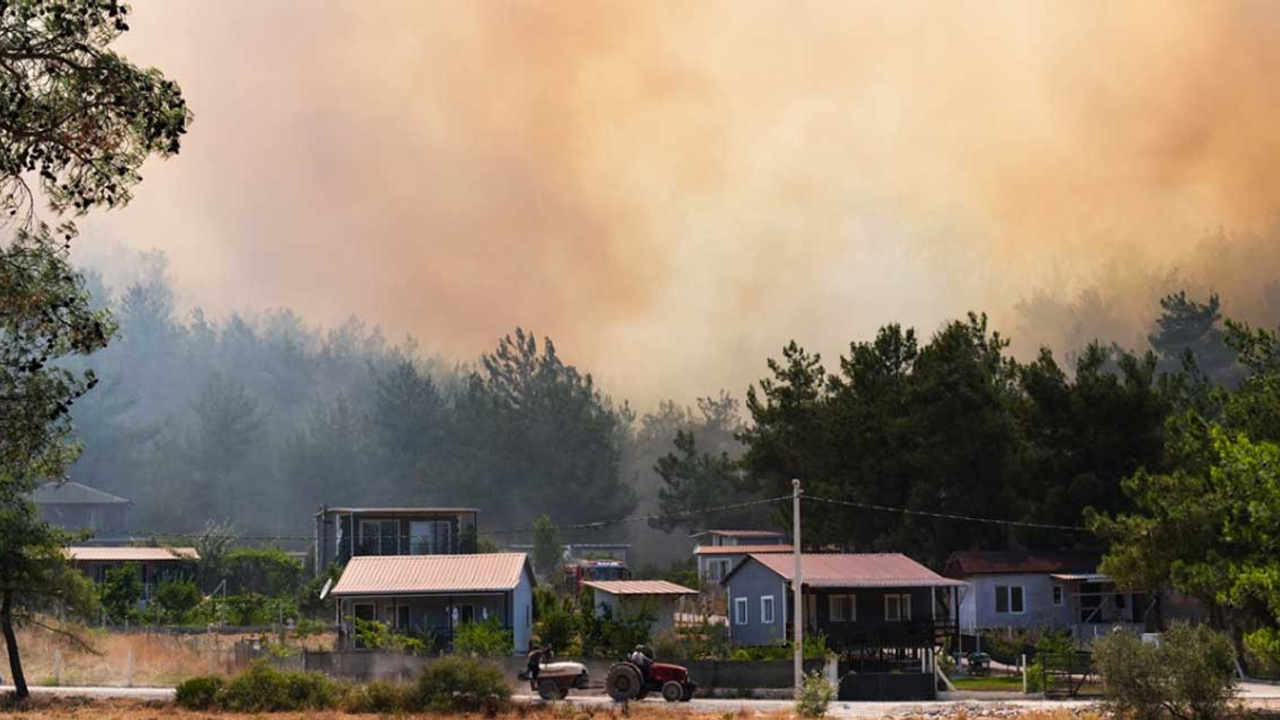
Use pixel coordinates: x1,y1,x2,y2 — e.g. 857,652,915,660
337,593,513,652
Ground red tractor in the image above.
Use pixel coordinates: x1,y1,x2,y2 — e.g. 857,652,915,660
605,659,696,702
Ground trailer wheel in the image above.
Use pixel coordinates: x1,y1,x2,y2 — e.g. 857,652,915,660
661,681,683,702
538,680,561,701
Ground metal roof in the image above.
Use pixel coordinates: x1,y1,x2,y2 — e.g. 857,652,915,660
316,507,480,517
1049,572,1113,583
694,544,794,555
691,529,786,539
67,546,199,562
942,551,1100,578
331,553,532,596
33,482,129,505
729,553,966,588
582,580,697,596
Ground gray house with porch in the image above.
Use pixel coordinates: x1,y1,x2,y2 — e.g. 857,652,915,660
331,553,535,655
943,551,1154,636
34,481,131,542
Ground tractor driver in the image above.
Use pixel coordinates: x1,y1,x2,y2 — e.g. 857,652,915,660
527,643,552,681
629,645,652,681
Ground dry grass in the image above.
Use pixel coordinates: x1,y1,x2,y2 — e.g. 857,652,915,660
7,626,335,688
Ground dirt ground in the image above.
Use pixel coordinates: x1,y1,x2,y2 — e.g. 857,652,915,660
6,627,334,688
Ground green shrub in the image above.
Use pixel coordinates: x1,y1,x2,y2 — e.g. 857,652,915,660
342,679,407,713
454,616,513,658
217,662,342,712
1094,622,1237,720
153,578,202,624
409,656,511,714
175,675,223,710
796,670,835,718
354,617,433,655
100,563,143,623
532,587,576,651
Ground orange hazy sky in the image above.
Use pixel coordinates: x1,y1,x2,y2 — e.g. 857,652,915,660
88,1,1280,403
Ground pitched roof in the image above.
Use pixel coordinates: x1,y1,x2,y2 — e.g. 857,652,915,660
728,553,965,588
582,580,697,596
67,546,198,562
693,529,786,539
33,482,129,505
942,551,1100,578
332,553,532,596
694,544,795,555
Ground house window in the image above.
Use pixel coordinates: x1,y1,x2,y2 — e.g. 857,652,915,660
1052,585,1064,607
828,594,856,622
359,520,400,555
734,597,749,625
996,585,1025,614
885,593,912,622
409,520,452,555
761,596,776,624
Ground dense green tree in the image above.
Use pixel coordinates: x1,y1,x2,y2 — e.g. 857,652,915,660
1016,343,1173,540
1149,292,1239,385
650,429,757,534
530,514,562,581
1090,424,1280,667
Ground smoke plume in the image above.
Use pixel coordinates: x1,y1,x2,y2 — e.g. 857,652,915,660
95,1,1280,402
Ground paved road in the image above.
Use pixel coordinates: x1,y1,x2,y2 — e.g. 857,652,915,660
0,685,174,701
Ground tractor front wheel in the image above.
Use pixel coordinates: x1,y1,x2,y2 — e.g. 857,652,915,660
661,681,683,702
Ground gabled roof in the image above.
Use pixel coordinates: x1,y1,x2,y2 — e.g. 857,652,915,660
691,529,786,539
582,580,697,596
331,553,532,596
726,553,965,588
316,507,479,517
694,544,794,556
33,482,129,505
67,546,198,562
942,551,1100,578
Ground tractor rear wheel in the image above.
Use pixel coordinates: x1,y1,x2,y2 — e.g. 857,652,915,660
606,664,643,701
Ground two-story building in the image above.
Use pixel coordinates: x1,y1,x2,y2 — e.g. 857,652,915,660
691,529,790,585
34,481,131,542
313,506,479,576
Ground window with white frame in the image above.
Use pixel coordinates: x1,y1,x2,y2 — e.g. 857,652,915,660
734,596,749,625
828,594,856,622
761,595,776,624
1052,585,1064,606
995,585,1025,614
884,593,912,621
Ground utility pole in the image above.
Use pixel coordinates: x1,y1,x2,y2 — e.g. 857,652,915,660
792,478,804,694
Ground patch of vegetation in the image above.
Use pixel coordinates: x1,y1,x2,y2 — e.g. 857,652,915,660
174,675,223,710
409,656,511,714
1093,622,1237,720
951,675,1024,692
795,670,835,718
454,616,513,658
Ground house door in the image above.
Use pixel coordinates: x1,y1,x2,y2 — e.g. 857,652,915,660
805,594,818,632
458,605,475,624
397,605,411,630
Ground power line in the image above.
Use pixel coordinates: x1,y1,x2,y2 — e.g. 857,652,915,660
803,494,1092,532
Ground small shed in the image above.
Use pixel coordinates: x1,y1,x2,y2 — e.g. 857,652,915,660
582,580,698,637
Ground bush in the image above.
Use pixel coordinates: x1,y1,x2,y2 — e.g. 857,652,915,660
217,662,342,712
342,679,408,713
1094,622,1237,720
796,670,835,718
409,656,511,714
175,675,223,710
532,587,576,652
454,617,514,658
153,578,202,624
